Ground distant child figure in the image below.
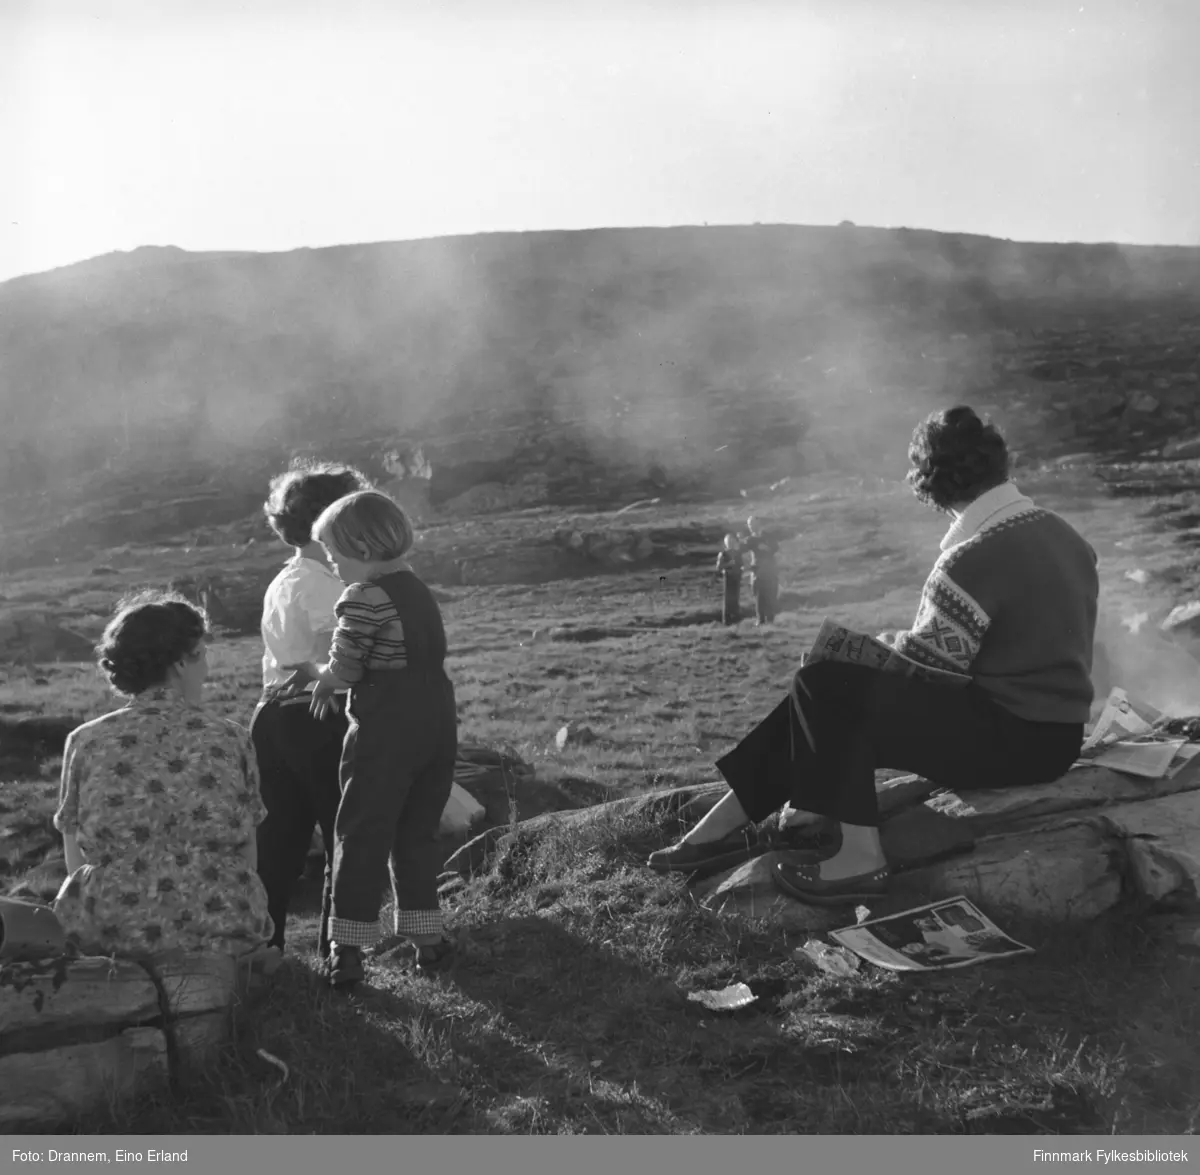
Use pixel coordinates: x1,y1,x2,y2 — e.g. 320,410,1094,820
743,516,780,626
715,534,743,625
288,491,458,989
251,460,371,959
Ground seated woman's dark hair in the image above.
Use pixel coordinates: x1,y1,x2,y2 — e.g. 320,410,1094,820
96,591,209,696
906,406,1010,511
263,459,373,547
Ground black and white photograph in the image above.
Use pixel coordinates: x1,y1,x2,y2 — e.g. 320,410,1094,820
2,0,1199,1153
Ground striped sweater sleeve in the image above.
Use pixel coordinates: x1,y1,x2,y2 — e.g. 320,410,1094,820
327,582,394,685
891,552,992,675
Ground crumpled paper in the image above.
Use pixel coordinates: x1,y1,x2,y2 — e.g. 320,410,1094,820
686,983,757,1011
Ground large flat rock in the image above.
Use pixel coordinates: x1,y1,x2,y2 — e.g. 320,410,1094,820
694,819,1121,926
1097,790,1200,900
443,755,1200,927
890,819,1124,922
694,853,847,933
926,758,1200,833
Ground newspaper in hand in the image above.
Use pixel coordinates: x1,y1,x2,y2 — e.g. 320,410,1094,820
804,618,971,688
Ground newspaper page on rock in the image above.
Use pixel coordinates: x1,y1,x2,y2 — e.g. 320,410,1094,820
1074,687,1200,779
830,897,1034,972
803,618,972,688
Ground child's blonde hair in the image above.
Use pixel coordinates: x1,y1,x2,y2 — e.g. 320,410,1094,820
313,490,414,562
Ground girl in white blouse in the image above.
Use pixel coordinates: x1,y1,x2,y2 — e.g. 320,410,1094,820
251,460,371,957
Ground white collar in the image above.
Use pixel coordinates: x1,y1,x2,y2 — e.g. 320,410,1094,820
286,552,339,575
939,482,1036,551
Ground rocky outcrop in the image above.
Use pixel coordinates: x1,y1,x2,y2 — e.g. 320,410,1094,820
446,756,1200,931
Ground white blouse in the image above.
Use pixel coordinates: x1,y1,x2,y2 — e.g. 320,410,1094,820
260,554,346,690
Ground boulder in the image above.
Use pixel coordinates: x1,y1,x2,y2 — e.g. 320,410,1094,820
446,756,1200,928
0,945,279,1129
1097,790,1200,901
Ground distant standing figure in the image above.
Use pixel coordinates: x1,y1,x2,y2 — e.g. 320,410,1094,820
743,516,780,626
53,592,274,958
285,491,459,990
715,534,743,625
251,460,372,959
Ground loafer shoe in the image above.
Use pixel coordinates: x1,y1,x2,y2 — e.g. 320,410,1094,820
772,859,891,906
647,823,763,877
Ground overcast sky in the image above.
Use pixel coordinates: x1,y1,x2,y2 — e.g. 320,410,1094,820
1,0,1197,283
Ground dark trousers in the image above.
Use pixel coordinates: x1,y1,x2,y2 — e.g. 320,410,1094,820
722,574,742,625
753,571,778,624
330,669,458,939
250,691,347,953
716,660,1084,828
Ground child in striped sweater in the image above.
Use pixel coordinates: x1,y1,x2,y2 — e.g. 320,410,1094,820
285,490,458,989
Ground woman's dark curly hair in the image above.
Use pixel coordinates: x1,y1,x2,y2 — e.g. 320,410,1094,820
263,459,373,547
96,590,209,697
906,406,1010,511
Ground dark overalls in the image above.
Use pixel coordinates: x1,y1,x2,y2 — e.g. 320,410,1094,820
325,571,459,949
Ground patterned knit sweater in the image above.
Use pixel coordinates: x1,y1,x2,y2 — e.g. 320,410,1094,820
891,482,1099,723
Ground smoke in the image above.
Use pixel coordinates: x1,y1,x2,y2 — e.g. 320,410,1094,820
1093,601,1200,718
1,224,1197,514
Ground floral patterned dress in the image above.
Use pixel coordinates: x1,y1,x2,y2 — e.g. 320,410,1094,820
52,687,275,957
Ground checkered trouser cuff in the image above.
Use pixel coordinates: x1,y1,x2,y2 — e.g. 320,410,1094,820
394,908,444,937
328,916,385,948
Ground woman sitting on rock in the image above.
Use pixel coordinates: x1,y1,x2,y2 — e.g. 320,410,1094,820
650,406,1100,903
53,591,275,957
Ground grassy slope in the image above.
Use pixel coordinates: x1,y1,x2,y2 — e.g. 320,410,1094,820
2,472,1200,1134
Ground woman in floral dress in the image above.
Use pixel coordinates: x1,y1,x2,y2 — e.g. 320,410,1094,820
53,591,274,958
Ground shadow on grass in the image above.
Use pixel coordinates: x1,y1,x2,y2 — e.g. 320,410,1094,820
54,958,475,1135
12,758,1194,1135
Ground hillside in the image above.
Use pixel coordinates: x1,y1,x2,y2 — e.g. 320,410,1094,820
2,223,1200,571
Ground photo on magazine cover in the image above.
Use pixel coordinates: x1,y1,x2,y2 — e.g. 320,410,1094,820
830,898,1034,972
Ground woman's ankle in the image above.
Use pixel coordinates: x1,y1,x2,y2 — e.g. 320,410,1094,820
683,818,747,846
681,792,750,845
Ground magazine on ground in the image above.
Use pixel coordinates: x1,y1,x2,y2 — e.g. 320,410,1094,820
803,618,971,688
829,896,1034,972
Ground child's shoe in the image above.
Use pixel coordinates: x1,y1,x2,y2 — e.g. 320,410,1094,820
415,937,455,973
395,936,456,974
329,944,365,990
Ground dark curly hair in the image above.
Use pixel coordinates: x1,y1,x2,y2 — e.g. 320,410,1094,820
263,459,373,547
906,406,1010,511
96,590,209,697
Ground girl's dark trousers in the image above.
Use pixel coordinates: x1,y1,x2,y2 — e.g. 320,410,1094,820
327,665,459,947
250,688,347,955
716,660,1084,827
